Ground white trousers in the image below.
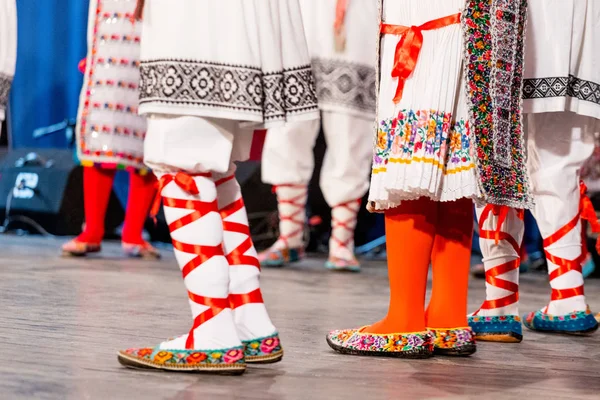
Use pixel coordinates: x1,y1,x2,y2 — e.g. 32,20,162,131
144,115,254,174
261,111,373,207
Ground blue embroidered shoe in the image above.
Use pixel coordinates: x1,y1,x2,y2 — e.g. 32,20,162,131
326,327,434,359
258,247,304,267
325,256,361,273
429,327,477,356
468,315,523,343
523,308,599,335
243,333,283,364
117,345,246,374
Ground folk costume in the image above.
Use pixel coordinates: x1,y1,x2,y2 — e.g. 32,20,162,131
117,0,319,374
0,0,17,131
327,0,530,358
62,0,159,259
469,0,600,342
260,0,378,272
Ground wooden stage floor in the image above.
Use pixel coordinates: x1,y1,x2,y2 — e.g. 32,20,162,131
1,235,599,400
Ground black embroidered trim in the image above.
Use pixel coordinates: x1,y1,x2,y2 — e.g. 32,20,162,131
311,58,376,114
0,73,13,110
523,75,600,106
139,60,318,121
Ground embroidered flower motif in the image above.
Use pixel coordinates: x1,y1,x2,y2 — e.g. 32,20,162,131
154,351,173,364
260,337,280,354
186,352,208,365
223,349,244,364
190,68,215,99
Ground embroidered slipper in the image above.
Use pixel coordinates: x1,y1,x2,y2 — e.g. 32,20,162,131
243,333,283,364
122,241,161,260
258,247,303,268
61,239,101,257
429,327,477,356
326,327,434,359
523,308,599,336
325,256,361,273
468,315,523,343
117,345,246,374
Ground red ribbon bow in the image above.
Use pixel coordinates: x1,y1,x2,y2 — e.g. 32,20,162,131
381,13,461,104
150,172,209,219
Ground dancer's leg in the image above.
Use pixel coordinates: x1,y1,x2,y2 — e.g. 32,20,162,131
119,116,246,373
468,205,525,342
320,111,373,271
326,198,436,358
259,120,320,266
426,198,476,355
62,166,115,256
121,171,159,258
524,112,599,334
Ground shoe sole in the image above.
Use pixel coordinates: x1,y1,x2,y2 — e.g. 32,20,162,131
326,336,433,359
246,349,284,364
524,323,599,336
117,352,246,375
474,331,523,343
325,263,361,273
433,344,477,357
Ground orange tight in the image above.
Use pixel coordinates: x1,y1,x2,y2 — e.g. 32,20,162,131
78,166,157,244
366,197,473,334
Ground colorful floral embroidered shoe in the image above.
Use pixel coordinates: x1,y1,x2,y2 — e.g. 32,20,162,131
325,256,361,273
61,238,101,257
122,241,161,260
326,327,434,358
117,345,246,374
523,308,599,335
429,327,476,356
468,315,523,343
258,246,304,268
243,333,283,364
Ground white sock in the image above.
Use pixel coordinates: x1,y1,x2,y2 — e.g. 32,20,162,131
216,175,277,341
158,173,241,351
272,184,307,250
472,205,524,317
329,200,360,261
545,234,587,315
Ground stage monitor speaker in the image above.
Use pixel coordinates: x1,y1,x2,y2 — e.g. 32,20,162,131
0,148,123,236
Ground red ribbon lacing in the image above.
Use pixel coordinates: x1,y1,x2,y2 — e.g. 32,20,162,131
153,172,228,350
330,199,361,252
215,176,264,309
334,0,348,32
473,205,525,315
381,13,461,104
272,184,307,247
543,181,600,306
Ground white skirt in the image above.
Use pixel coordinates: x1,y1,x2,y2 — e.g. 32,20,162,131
368,0,481,211
0,0,17,121
76,0,148,172
138,0,319,127
523,0,600,120
300,0,378,119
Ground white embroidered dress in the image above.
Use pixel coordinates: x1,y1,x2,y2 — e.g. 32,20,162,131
0,0,17,123
76,0,147,172
369,0,480,211
299,0,378,119
138,0,319,127
523,0,600,120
